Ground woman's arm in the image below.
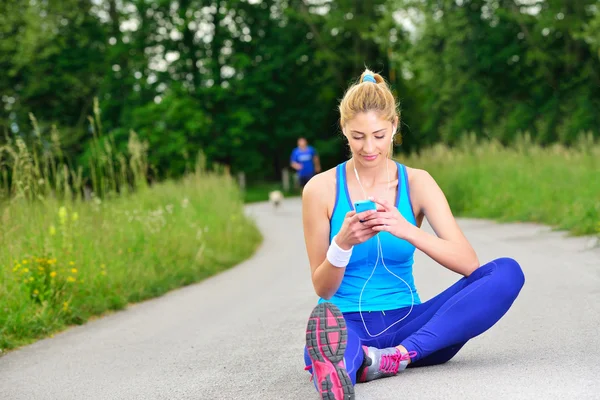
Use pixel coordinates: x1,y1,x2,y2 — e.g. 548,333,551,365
367,168,479,276
302,175,346,299
302,173,379,298
405,169,479,276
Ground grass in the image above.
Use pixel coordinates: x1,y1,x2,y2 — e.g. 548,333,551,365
0,103,262,353
0,175,261,352
396,133,600,236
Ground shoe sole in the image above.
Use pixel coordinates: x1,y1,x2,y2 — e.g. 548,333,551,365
306,302,355,400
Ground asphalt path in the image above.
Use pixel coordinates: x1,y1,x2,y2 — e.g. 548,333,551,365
1,198,599,399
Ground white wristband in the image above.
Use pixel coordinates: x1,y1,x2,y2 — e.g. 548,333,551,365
326,235,353,268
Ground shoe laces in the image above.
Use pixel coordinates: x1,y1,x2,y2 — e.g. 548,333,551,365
379,350,418,374
305,365,314,382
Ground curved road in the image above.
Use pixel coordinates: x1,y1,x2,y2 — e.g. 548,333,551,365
1,198,599,399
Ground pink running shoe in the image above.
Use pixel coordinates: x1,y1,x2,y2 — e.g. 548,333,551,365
305,302,355,400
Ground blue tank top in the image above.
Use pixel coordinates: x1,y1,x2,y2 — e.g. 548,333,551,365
318,161,422,313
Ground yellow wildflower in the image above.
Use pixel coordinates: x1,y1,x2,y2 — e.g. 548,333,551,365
49,225,56,236
33,289,39,295
72,212,79,222
22,260,28,264
67,276,76,283
62,302,69,311
71,268,77,274
69,261,75,266
58,206,67,225
29,277,34,282
50,271,57,278
22,268,29,273
101,270,107,276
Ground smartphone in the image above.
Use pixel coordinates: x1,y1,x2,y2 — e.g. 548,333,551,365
354,200,377,222
354,200,377,213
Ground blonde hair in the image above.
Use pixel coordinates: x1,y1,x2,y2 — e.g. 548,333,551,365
338,68,401,147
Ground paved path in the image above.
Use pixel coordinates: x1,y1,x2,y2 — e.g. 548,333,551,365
1,198,599,399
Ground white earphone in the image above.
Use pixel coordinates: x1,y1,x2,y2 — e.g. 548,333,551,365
353,124,415,338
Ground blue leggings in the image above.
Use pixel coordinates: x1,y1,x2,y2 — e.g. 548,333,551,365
304,257,525,385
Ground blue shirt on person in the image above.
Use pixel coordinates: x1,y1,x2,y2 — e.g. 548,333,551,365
290,146,317,178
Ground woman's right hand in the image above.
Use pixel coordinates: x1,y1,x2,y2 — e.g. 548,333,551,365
335,210,380,250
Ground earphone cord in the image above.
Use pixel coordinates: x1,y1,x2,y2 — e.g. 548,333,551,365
353,158,415,338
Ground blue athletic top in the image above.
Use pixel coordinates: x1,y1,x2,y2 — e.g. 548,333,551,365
318,161,422,313
290,146,317,177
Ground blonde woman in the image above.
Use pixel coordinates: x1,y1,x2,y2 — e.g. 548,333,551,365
301,70,525,400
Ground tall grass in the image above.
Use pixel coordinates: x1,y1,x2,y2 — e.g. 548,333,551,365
0,100,262,352
397,132,600,236
0,99,150,203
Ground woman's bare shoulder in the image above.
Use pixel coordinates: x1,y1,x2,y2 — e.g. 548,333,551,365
404,165,432,185
302,167,338,217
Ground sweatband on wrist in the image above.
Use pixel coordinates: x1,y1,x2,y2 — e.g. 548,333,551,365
327,235,353,268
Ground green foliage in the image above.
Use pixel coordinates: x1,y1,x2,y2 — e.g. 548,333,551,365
397,133,600,236
0,125,261,351
1,0,599,183
0,0,106,140
394,0,600,150
0,174,261,351
119,92,213,178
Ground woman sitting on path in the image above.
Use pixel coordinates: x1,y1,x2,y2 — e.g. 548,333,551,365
301,69,525,400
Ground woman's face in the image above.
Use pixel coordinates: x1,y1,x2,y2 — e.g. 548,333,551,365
343,111,396,168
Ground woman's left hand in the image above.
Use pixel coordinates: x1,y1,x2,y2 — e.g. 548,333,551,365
361,196,415,240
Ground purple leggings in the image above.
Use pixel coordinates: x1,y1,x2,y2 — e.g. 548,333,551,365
304,257,525,384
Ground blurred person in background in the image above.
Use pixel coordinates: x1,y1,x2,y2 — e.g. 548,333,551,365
291,137,321,188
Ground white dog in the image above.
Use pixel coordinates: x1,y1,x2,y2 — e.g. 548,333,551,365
268,190,284,209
